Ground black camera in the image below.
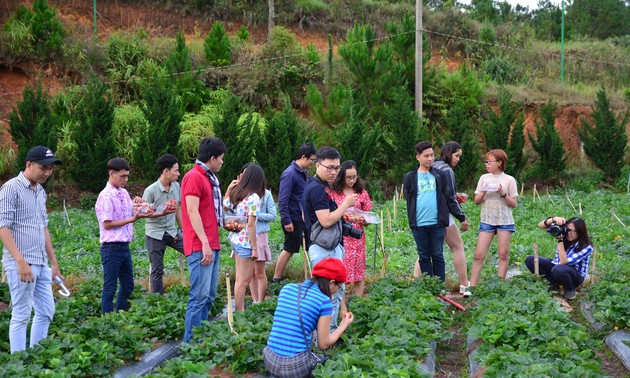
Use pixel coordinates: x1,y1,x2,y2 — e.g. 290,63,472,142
547,223,568,237
342,222,363,239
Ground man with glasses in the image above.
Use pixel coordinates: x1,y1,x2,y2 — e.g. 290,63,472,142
0,146,63,353
272,142,317,283
95,158,151,313
303,146,356,331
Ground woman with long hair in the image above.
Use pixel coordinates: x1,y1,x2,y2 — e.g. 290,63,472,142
223,163,266,311
524,216,593,300
414,142,471,295
469,149,518,289
331,160,373,297
264,258,355,378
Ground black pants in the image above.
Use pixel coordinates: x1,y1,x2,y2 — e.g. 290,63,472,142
146,232,184,294
524,256,584,290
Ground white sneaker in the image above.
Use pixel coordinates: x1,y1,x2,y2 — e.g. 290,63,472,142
460,285,472,297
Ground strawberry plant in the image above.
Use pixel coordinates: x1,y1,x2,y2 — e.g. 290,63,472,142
467,275,605,377
585,265,630,329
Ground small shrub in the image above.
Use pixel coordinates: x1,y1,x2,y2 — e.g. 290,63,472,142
0,17,34,61
236,25,249,43
564,168,605,192
80,194,98,210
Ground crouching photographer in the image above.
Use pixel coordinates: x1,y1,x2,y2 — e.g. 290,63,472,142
524,216,593,300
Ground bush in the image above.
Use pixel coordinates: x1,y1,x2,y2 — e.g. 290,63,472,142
30,0,65,61
0,16,34,62
80,194,98,210
105,32,151,102
112,104,148,164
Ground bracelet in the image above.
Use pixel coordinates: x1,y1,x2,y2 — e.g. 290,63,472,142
544,217,553,226
557,239,564,243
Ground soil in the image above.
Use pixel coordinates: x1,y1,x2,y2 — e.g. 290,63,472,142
435,298,469,378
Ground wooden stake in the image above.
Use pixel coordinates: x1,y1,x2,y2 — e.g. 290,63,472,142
393,193,397,222
533,184,537,202
225,273,237,335
611,212,626,228
565,193,577,213
148,263,152,292
578,202,582,215
546,188,555,205
520,182,524,197
387,209,392,233
380,210,385,251
400,184,404,200
533,244,539,275
63,199,71,226
590,246,597,284
302,238,311,279
178,254,187,286
381,253,388,278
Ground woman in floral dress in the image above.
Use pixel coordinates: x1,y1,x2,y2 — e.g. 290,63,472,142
331,160,372,297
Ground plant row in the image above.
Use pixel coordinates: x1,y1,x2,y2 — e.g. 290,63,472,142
147,277,451,377
0,281,223,377
467,275,605,377
585,265,630,330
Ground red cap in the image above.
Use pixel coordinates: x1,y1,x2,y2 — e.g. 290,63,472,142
312,258,347,283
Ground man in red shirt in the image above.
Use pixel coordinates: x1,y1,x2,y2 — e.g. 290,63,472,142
181,137,227,342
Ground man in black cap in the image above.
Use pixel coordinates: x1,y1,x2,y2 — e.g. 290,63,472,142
0,145,63,353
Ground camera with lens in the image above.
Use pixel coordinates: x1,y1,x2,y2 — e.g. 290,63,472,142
547,223,568,237
342,221,363,239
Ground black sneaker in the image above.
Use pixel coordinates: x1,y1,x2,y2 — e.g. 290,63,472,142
563,289,576,300
548,283,560,292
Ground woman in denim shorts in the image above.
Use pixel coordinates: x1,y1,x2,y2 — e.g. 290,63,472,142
470,149,518,289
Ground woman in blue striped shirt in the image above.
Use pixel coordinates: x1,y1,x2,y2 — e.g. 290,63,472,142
263,258,354,378
525,216,593,300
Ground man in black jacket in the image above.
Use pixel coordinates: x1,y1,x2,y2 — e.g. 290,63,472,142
404,141,467,281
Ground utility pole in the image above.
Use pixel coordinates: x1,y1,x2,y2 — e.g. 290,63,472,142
93,0,97,41
415,0,423,118
560,0,565,82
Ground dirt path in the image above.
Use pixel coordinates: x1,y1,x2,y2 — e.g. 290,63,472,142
434,295,469,378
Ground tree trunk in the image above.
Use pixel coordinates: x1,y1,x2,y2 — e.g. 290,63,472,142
268,0,275,41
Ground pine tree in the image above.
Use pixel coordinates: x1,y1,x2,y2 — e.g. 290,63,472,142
31,0,64,60
9,82,56,170
443,99,482,188
165,28,207,113
528,101,566,182
262,98,308,191
482,88,525,178
70,76,115,192
204,22,231,67
579,89,629,182
135,76,184,178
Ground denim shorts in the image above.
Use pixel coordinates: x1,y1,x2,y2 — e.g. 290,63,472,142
478,222,516,233
232,243,253,258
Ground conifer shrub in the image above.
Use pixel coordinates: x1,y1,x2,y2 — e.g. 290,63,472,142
528,101,567,183
204,21,231,67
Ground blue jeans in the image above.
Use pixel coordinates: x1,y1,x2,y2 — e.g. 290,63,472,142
411,226,446,281
100,242,134,313
184,250,220,342
4,259,55,353
308,243,345,332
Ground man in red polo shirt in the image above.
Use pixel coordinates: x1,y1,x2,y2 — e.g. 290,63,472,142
181,137,227,342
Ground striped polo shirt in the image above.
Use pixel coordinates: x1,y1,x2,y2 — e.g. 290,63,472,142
0,172,49,266
267,281,332,357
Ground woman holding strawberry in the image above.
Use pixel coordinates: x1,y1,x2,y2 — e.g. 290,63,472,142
223,164,266,311
331,160,373,297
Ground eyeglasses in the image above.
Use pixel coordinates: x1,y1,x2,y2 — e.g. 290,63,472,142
309,158,317,163
318,162,341,172
116,173,130,180
484,160,498,165
345,176,357,181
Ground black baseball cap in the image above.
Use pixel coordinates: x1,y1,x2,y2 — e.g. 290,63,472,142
25,146,62,165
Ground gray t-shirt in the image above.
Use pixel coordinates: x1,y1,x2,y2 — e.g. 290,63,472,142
143,180,181,239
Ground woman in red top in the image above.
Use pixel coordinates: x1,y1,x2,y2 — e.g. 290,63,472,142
331,160,373,297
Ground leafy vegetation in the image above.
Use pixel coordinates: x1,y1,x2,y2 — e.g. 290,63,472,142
468,276,604,377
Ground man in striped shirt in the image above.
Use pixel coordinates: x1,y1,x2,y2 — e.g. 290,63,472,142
0,146,63,353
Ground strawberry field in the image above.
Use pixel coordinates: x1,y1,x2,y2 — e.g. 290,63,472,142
0,189,628,377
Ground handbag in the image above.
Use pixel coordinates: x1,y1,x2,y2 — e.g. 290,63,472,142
298,284,330,369
310,220,342,250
